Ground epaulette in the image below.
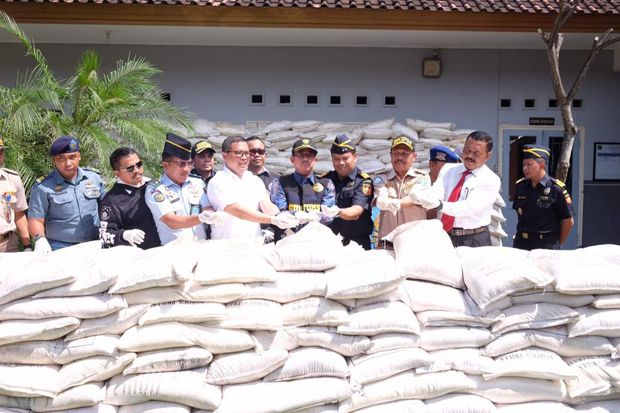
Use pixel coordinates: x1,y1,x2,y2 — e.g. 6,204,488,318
35,174,49,184
515,177,526,184
413,168,429,176
359,171,370,180
83,167,101,175
551,177,566,188
2,167,18,176
147,179,162,188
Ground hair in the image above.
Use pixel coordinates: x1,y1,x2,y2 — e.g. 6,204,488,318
466,131,493,152
222,136,247,152
245,136,265,146
110,147,138,170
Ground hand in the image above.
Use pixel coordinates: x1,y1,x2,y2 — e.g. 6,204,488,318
270,212,299,229
22,247,33,252
377,197,401,214
122,229,145,247
321,205,341,218
408,188,422,204
418,192,441,210
34,237,52,254
199,210,226,225
262,229,275,243
295,210,321,225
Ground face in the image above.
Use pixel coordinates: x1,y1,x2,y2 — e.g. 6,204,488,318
193,151,215,176
331,152,357,178
522,158,545,180
162,156,193,186
114,153,144,187
223,141,250,176
461,138,491,170
290,149,317,176
53,152,81,180
247,139,267,171
429,160,445,180
390,145,416,177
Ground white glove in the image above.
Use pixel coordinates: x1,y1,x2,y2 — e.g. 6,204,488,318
418,192,441,210
321,205,341,218
295,210,322,225
34,237,52,254
408,188,422,204
122,229,145,247
262,229,275,243
22,247,32,252
377,197,401,214
270,212,299,229
199,210,226,225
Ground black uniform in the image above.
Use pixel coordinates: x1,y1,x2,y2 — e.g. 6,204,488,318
256,169,279,191
99,182,161,249
190,169,216,188
512,174,573,250
323,168,374,250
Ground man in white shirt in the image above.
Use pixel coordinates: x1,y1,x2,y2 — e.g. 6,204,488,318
207,136,298,240
412,131,500,247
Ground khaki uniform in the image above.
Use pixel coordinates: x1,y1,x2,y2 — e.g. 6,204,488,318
0,167,28,252
375,167,430,240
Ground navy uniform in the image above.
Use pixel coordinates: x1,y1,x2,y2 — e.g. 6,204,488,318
270,138,335,240
28,136,105,250
323,135,374,250
145,133,210,245
512,145,574,250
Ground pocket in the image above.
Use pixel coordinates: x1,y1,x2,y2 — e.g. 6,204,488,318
84,188,101,199
51,193,73,206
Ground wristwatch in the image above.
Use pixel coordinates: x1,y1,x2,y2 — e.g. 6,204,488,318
33,234,46,244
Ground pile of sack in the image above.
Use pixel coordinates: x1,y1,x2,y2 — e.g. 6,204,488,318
3,221,618,413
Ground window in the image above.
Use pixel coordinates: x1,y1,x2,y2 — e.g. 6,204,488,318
384,96,397,107
524,98,536,109
278,94,292,106
161,92,171,102
500,98,512,109
355,95,368,106
548,98,559,109
250,93,264,106
329,95,342,106
572,99,584,109
305,95,319,106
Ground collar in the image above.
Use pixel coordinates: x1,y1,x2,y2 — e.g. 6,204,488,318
53,167,84,185
117,176,149,187
536,174,551,188
257,168,271,177
223,165,252,180
387,166,417,181
293,171,316,185
161,173,189,189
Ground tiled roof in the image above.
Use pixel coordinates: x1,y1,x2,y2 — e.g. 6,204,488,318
3,0,619,13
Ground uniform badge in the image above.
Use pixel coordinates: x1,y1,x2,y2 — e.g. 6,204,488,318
153,190,165,202
101,205,111,221
54,184,63,193
313,183,324,192
2,192,16,203
543,188,551,195
361,181,372,196
518,207,522,215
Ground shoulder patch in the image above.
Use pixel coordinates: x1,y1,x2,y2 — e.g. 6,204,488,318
373,176,385,186
413,168,429,176
515,177,526,184
35,174,49,184
359,171,370,179
2,168,19,176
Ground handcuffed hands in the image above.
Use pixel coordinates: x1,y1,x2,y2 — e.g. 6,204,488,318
295,210,322,225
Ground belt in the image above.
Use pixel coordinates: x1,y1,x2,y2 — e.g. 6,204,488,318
518,231,558,240
378,240,394,249
0,231,15,242
449,226,488,237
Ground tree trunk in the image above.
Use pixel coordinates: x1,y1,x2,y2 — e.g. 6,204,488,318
556,102,577,183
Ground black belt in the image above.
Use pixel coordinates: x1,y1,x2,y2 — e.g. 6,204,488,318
449,226,488,236
518,231,558,240
0,231,15,242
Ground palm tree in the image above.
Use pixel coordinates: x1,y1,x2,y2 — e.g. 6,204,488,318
0,11,193,187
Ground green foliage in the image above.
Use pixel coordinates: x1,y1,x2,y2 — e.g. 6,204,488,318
0,11,193,189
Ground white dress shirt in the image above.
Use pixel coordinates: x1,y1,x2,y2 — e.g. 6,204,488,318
207,166,267,240
430,163,500,229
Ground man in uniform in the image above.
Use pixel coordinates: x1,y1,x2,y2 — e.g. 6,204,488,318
320,134,374,250
512,145,574,250
411,131,501,248
270,138,336,240
247,136,279,191
190,139,217,187
429,145,461,184
28,136,105,252
99,147,161,249
207,136,298,240
146,133,224,245
0,137,30,252
374,135,430,249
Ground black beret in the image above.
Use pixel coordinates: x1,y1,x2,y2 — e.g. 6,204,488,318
330,134,356,154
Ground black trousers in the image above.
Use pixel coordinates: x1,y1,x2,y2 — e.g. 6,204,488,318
448,228,491,248
342,234,371,250
513,233,560,251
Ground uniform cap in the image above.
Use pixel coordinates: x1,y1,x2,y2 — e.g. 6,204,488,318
49,136,79,156
430,145,460,163
330,134,356,154
191,140,216,157
391,135,414,151
523,145,550,163
163,133,192,161
292,138,318,155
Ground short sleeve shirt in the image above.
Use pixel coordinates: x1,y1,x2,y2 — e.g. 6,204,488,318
0,168,28,234
145,174,209,244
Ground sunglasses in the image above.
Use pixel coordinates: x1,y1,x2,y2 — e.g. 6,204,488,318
225,151,251,159
249,149,266,155
119,160,144,173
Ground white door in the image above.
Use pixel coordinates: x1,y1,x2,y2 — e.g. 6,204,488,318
500,128,581,248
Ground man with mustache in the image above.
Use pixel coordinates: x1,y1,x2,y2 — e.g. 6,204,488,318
411,131,501,247
374,135,430,249
190,139,217,187
99,147,161,249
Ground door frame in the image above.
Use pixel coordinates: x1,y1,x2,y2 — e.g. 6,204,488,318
497,124,585,247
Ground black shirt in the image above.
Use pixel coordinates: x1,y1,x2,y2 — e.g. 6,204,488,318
512,174,573,234
190,169,216,188
99,182,161,249
256,169,279,191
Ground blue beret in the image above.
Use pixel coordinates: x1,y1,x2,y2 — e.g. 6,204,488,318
430,145,460,163
523,145,550,163
163,133,192,161
49,136,79,156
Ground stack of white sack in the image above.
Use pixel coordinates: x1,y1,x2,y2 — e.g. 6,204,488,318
1,221,619,412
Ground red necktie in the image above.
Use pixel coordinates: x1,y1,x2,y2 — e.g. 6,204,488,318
441,170,471,232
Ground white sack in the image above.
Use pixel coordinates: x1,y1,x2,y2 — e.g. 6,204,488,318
264,347,348,381
353,400,426,412
0,295,127,321
0,258,74,305
66,305,149,341
294,326,371,356
491,303,579,335
0,317,79,346
123,283,248,305
349,347,431,385
244,273,327,303
399,280,468,313
568,307,620,338
138,301,226,325
365,333,420,355
118,401,189,413
417,348,495,375
29,382,106,412
251,329,298,352
337,301,421,336
485,347,576,381
497,402,575,412
206,349,288,384
0,364,59,397
550,256,620,295
465,375,568,404
57,353,135,391
282,297,348,327
419,327,492,351
425,394,497,413
210,299,283,331
123,347,213,375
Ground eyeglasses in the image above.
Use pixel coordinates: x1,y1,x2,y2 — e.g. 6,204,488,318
118,160,143,173
225,151,251,159
166,160,194,168
249,149,266,156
